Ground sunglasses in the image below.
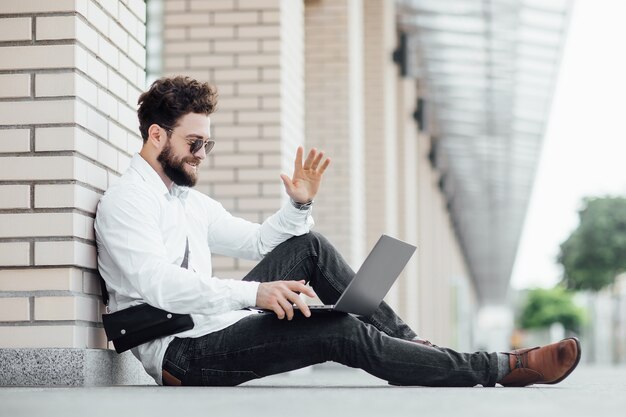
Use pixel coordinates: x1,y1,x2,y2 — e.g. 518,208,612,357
161,125,215,154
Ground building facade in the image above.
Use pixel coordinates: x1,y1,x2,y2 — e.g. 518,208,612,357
0,0,474,385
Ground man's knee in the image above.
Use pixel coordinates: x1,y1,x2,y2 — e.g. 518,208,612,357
291,231,332,251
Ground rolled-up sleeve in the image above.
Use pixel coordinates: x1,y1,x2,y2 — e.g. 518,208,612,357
206,198,315,260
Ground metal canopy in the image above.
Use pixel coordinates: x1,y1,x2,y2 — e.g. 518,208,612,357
398,0,572,304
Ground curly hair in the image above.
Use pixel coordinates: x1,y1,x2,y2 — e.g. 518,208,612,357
137,76,218,142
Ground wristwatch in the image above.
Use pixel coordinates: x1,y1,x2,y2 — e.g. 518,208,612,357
291,199,314,210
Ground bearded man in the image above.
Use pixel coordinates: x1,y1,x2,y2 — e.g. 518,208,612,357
95,76,580,387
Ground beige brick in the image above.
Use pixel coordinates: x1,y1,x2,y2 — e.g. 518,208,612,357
0,45,76,70
237,81,280,95
0,155,107,190
0,213,76,238
261,39,280,52
0,74,30,97
77,17,100,53
164,40,211,54
213,40,258,53
197,168,235,182
165,13,210,26
0,0,75,13
107,68,127,100
87,0,109,37
236,139,280,152
35,127,98,160
212,183,259,197
213,11,259,25
0,17,32,41
0,156,72,180
35,72,74,97
215,125,260,139
237,0,280,9
127,0,147,22
35,240,97,269
218,97,259,110
211,255,236,269
261,10,280,23
127,36,146,67
238,110,280,123
188,26,234,40
35,183,102,213
0,242,30,267
96,0,119,19
189,0,235,11
0,100,74,125
98,38,118,71
86,53,108,86
164,27,186,41
213,153,259,168
165,0,186,12
238,168,281,181
82,271,102,296
237,25,280,39
86,105,108,138
188,54,235,68
34,296,98,322
0,268,82,292
0,129,31,153
0,325,88,349
118,4,140,38
237,53,280,67
36,15,75,40
0,185,31,209
238,197,281,210
0,298,30,321
214,68,258,82
109,19,129,50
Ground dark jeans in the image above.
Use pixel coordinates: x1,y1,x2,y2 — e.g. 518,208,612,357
162,231,499,387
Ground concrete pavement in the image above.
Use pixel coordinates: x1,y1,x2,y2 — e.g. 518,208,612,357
1,364,624,417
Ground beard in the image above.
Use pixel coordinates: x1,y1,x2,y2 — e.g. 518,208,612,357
157,140,199,187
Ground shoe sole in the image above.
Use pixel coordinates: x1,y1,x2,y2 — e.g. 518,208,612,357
546,337,581,385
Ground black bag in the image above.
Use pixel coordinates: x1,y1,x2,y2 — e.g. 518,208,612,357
100,238,194,353
102,303,194,353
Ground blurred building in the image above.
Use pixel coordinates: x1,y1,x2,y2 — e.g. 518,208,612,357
0,0,571,385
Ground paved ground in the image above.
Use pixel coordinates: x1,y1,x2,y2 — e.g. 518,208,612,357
1,364,624,417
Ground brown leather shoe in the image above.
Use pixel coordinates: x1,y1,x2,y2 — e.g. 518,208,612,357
499,337,581,387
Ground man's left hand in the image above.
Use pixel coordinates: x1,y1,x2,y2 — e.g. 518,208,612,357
280,146,331,204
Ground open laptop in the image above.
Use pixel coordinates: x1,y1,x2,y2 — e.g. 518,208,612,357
294,234,417,316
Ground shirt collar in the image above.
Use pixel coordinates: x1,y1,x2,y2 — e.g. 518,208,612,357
130,154,190,201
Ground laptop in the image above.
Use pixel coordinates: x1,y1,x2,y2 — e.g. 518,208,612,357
294,234,417,316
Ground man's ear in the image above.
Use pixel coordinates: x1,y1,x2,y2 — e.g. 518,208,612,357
146,124,166,150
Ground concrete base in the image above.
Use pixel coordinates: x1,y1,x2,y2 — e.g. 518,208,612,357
0,348,155,386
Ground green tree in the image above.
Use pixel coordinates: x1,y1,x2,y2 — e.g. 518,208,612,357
519,287,585,332
558,196,626,291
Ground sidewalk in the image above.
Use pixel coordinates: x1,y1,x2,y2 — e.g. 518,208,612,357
1,364,624,417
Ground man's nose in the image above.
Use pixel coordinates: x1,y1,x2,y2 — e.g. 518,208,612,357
194,144,207,160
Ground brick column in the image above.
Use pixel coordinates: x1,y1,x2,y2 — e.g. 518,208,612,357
0,0,151,385
361,0,402,308
304,0,366,268
161,0,305,279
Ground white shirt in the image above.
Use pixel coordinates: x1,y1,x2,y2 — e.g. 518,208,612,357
95,154,314,384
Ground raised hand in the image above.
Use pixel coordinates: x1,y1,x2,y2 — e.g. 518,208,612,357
280,146,331,204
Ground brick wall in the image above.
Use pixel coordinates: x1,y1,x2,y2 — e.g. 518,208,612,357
161,0,304,280
304,0,366,268
0,0,146,349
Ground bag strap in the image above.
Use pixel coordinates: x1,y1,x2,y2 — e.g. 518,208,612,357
99,237,190,306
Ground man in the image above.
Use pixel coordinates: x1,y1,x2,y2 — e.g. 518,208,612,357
95,76,581,387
